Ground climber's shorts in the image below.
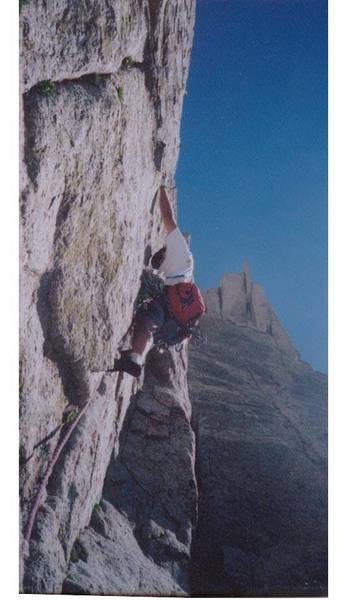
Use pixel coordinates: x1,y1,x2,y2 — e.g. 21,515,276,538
135,299,166,333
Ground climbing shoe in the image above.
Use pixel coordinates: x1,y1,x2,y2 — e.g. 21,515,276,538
108,353,142,378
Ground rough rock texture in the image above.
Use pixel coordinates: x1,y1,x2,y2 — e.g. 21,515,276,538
63,500,187,596
63,348,197,595
189,276,328,597
19,0,196,594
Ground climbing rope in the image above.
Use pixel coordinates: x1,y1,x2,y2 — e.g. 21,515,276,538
23,400,91,543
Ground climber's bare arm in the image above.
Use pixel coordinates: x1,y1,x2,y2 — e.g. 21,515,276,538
159,185,177,234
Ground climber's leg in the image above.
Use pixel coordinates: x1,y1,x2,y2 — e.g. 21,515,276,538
111,300,165,377
131,317,154,356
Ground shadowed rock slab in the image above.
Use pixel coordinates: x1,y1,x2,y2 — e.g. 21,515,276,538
189,317,327,597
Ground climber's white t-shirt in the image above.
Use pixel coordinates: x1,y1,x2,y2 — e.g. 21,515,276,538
159,227,194,286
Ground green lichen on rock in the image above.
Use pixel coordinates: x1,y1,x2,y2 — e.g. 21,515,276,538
37,80,57,97
92,503,101,515
94,73,107,86
70,539,88,564
64,409,79,424
122,56,135,71
117,86,124,104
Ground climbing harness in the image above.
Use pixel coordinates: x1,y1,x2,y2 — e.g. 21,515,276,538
135,270,207,352
134,269,165,311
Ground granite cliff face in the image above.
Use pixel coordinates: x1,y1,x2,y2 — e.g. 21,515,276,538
19,0,196,594
19,2,327,596
189,268,328,597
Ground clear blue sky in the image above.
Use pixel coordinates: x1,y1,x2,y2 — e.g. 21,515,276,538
176,0,327,373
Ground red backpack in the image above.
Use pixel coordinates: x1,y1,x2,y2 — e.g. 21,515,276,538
166,282,206,328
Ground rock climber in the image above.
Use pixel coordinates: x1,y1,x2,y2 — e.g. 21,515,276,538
110,183,206,377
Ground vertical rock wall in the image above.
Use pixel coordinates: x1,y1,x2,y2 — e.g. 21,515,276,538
63,348,197,595
19,0,196,593
189,297,328,596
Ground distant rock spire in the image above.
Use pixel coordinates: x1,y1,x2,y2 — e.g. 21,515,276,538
243,259,251,277
202,264,299,360
243,259,252,300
